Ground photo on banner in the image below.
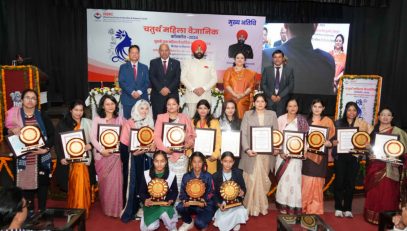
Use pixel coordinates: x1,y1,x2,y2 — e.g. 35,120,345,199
87,9,265,84
262,23,350,95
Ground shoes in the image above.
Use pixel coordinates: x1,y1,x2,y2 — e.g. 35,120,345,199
343,211,353,218
178,220,194,231
335,210,343,218
233,224,241,231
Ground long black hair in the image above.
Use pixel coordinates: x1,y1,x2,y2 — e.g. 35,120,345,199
221,151,236,161
188,151,207,172
220,100,241,129
165,96,180,113
149,151,170,179
97,94,119,118
0,186,24,228
339,101,360,126
192,99,213,127
307,98,327,124
63,100,86,129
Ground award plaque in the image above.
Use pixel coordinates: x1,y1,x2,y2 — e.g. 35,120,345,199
98,124,121,152
220,180,242,209
59,130,89,162
147,178,170,206
307,131,325,154
130,127,154,151
221,130,241,158
384,140,404,158
283,131,305,158
162,123,186,152
19,125,45,153
301,216,317,230
185,178,206,206
273,130,284,148
351,131,370,154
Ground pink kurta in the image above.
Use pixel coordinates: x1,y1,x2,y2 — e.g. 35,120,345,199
90,116,124,217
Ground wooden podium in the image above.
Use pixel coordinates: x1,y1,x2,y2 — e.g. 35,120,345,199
0,65,41,142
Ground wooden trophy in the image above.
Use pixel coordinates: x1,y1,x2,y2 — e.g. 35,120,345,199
66,138,86,162
286,136,305,158
19,125,45,153
100,129,120,152
351,131,370,154
383,140,404,165
220,180,242,209
135,126,154,151
147,178,170,206
273,130,284,152
307,131,325,154
167,126,186,152
185,178,206,206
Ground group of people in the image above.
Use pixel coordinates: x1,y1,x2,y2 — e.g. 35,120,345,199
1,39,407,231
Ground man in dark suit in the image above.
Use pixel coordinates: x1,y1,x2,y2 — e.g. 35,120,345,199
149,44,181,119
118,45,150,119
261,50,294,116
228,30,254,59
272,26,287,47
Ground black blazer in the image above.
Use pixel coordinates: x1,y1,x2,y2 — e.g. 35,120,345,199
149,57,181,98
212,168,246,205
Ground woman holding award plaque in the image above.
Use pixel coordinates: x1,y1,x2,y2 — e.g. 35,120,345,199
276,98,309,214
191,99,222,174
213,152,248,231
90,95,125,218
120,99,155,222
177,152,215,231
154,97,196,193
302,99,335,215
139,151,178,231
5,89,55,212
55,100,94,217
239,93,278,216
364,108,407,224
333,101,373,218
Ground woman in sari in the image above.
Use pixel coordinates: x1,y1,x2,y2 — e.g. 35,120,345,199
239,93,278,216
154,97,196,192
333,101,373,218
329,34,347,91
364,107,407,224
90,94,125,217
223,52,256,119
5,89,55,213
191,99,222,174
120,100,155,222
55,100,93,217
276,98,309,214
302,99,335,214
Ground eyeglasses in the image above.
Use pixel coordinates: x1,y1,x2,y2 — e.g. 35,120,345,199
23,97,37,101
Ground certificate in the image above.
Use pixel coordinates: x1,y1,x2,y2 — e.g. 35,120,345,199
308,125,329,153
372,133,399,160
194,128,216,156
59,130,88,161
221,130,241,157
250,126,273,154
162,123,186,148
97,124,121,152
283,130,305,158
336,128,358,154
129,129,140,152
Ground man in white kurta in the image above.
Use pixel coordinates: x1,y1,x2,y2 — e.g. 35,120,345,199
181,40,217,118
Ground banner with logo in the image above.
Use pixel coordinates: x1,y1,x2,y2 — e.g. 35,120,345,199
335,75,382,125
87,9,265,82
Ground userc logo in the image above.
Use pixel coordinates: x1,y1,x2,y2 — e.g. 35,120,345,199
94,11,102,19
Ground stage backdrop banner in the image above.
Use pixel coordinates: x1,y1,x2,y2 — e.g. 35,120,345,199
87,9,265,83
335,75,382,125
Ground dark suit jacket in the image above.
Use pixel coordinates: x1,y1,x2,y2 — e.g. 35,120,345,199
212,168,246,204
261,64,294,115
118,61,149,106
149,57,181,118
273,40,282,47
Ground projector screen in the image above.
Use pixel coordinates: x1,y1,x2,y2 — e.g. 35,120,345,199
262,23,350,95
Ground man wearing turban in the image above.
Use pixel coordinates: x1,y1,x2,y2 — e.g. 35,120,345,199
228,29,254,59
181,40,217,117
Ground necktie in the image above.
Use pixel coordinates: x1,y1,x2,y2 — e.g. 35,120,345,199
163,61,167,74
133,64,137,80
275,66,281,90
